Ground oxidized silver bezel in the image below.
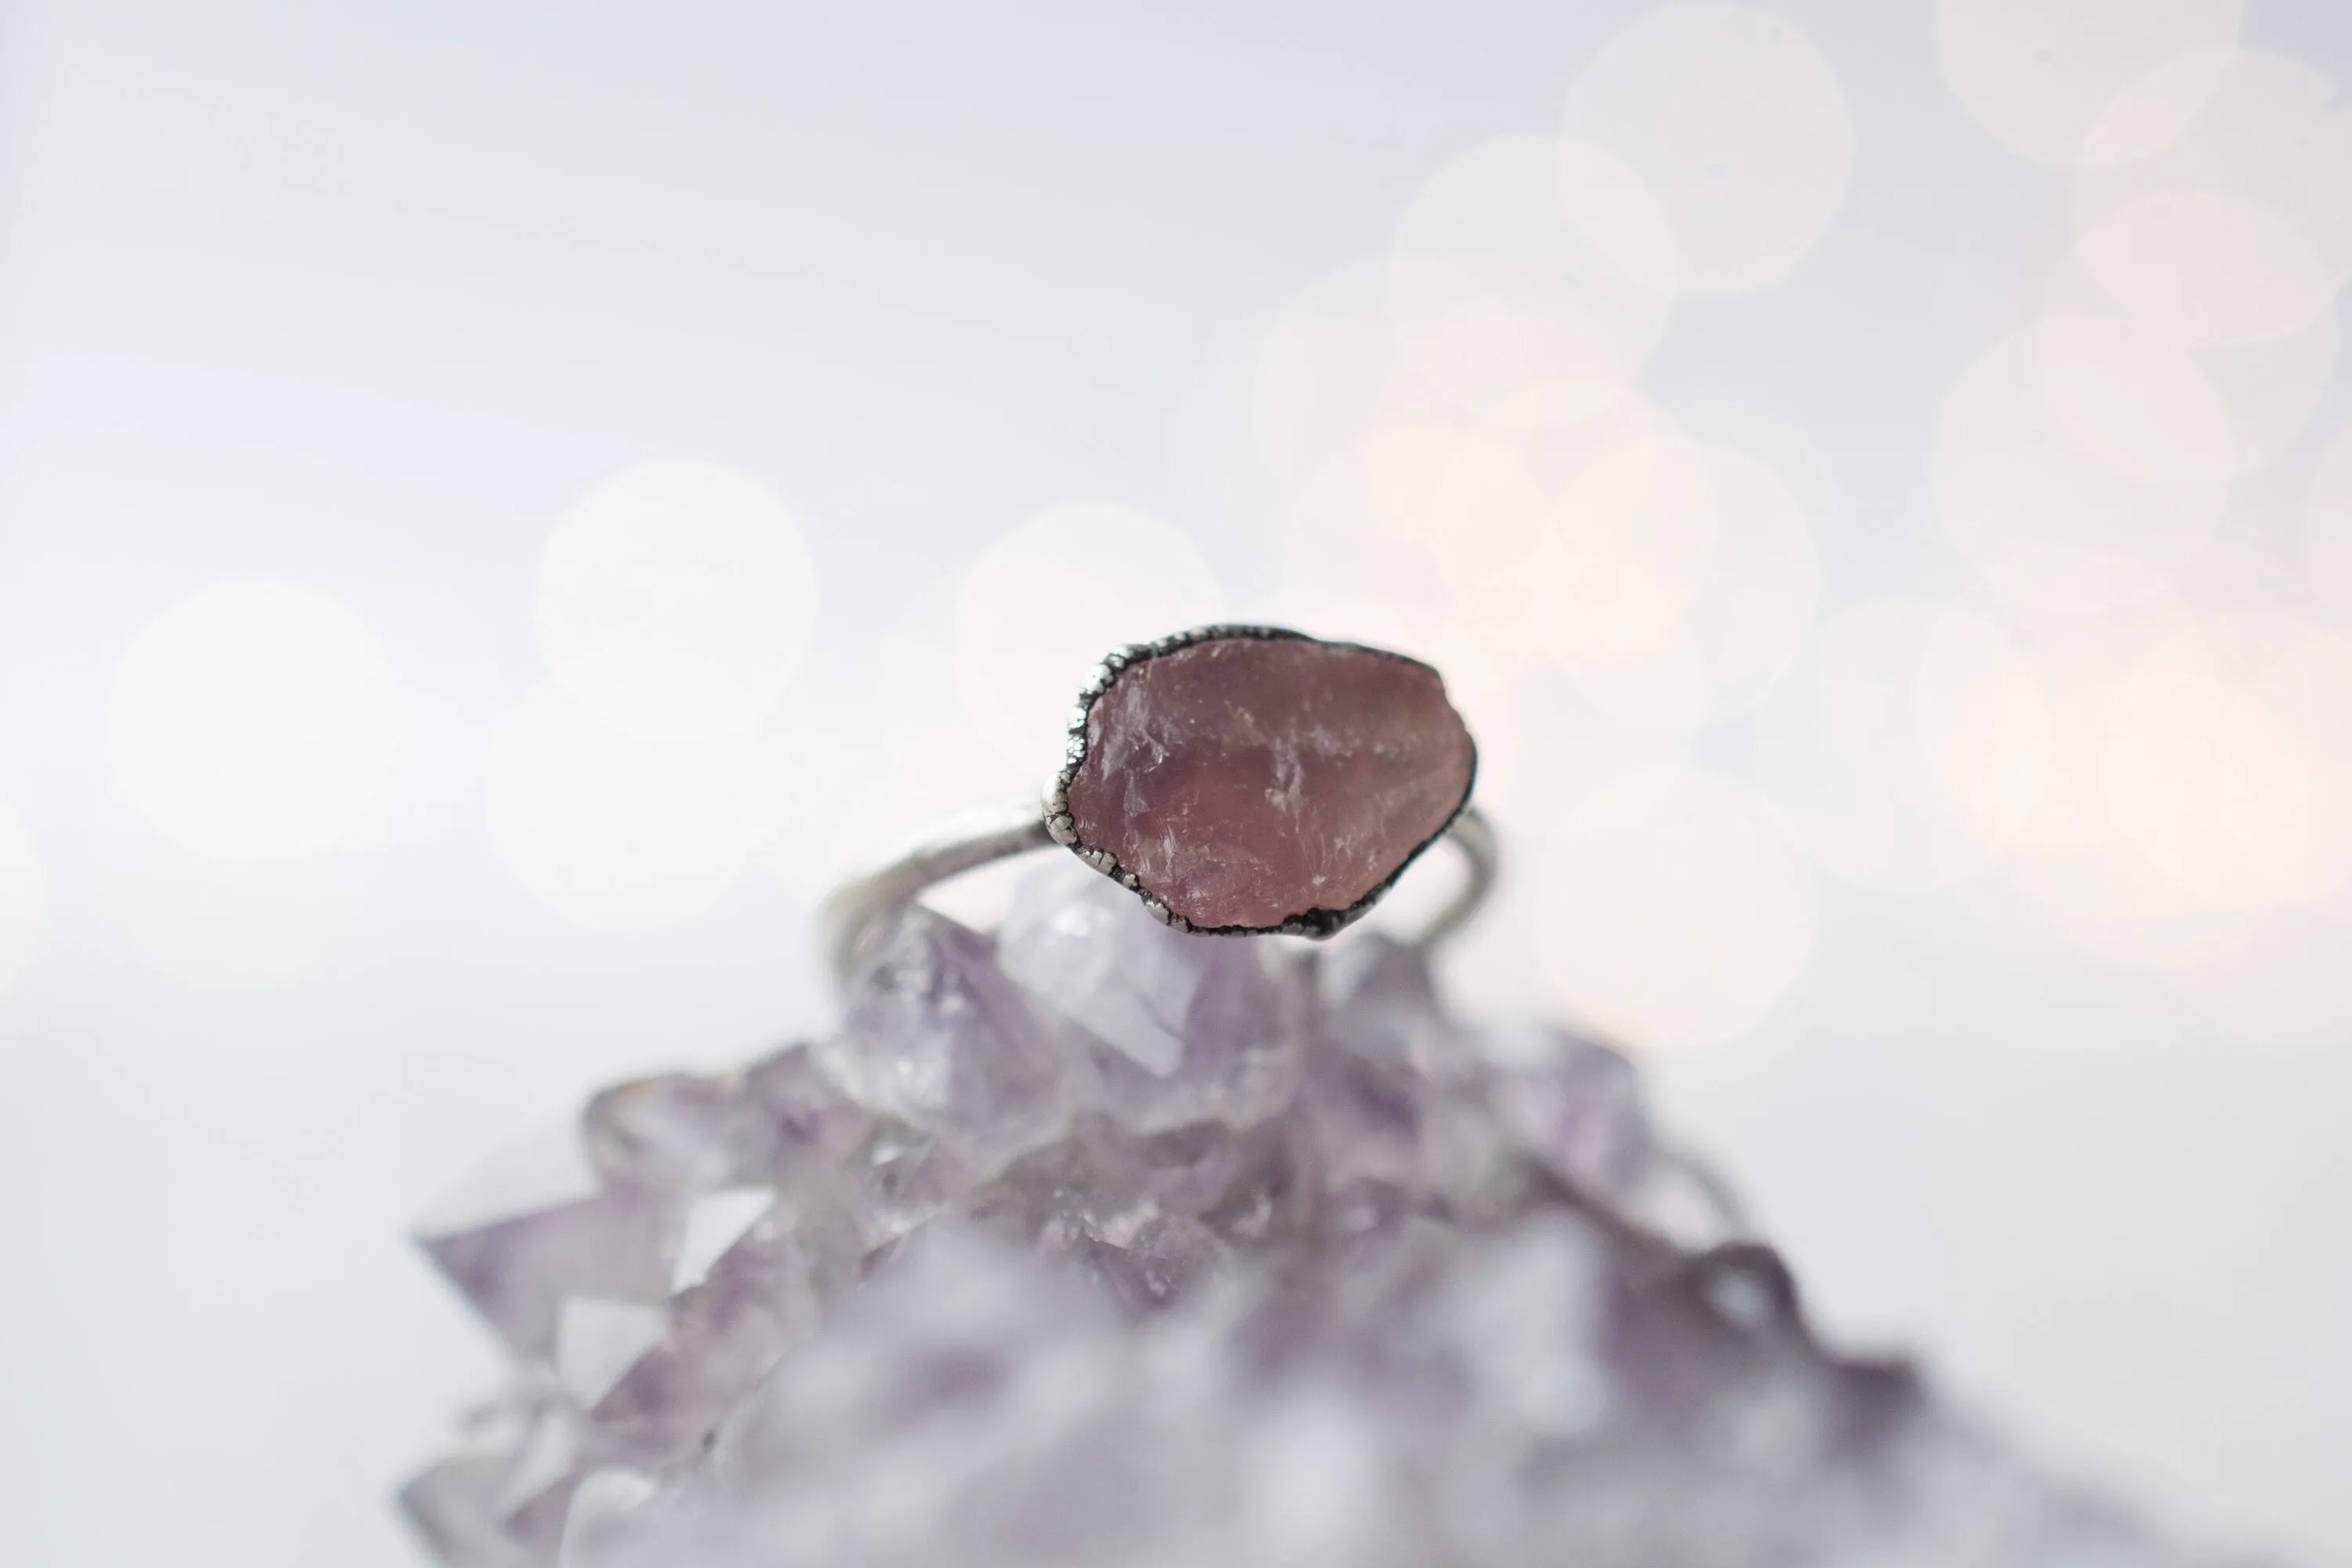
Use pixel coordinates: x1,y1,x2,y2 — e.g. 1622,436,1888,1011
1041,623,1479,939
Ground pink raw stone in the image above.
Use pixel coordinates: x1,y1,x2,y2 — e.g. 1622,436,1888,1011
1064,633,1476,931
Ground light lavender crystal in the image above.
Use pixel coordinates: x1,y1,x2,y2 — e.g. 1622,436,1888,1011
402,860,2248,1568
816,906,1067,1170
1000,861,1307,1132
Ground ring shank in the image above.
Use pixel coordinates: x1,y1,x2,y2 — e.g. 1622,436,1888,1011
820,802,1495,989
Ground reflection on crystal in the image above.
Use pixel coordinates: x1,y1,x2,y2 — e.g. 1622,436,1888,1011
559,1468,661,1568
554,1297,669,1408
401,1454,533,1568
1000,862,1198,1074
1004,860,1307,1133
596,1226,819,1462
1486,1022,1653,1189
405,866,2220,1568
400,1397,584,1568
1317,929,1481,1079
819,906,1065,1169
669,1186,775,1291
739,1045,867,1179
843,1120,964,1248
583,1074,734,1192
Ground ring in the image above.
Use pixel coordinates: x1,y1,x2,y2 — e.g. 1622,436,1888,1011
821,624,1492,985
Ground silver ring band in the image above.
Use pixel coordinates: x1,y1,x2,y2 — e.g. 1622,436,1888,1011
820,801,1497,989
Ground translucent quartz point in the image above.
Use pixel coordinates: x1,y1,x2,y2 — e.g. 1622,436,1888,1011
999,858,1203,1076
406,863,2220,1568
1485,1022,1657,1198
1062,632,1476,931
582,1073,734,1192
817,906,1065,1171
415,1131,673,1361
1001,858,1305,1133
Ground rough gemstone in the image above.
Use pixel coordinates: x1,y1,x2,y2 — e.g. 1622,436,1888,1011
406,865,2218,1568
1063,633,1476,931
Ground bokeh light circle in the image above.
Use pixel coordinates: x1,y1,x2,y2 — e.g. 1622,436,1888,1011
1647,441,1820,723
1290,422,1555,647
482,681,775,931
2008,614,2263,969
0,797,42,993
1933,319,2232,610
2075,49,2352,300
952,504,1224,770
1542,435,1818,729
1563,3,1855,296
1251,265,1396,486
2190,296,2340,474
107,579,405,862
1933,0,2242,167
2045,193,2339,484
536,460,818,743
763,622,1036,906
2100,612,2352,912
1537,434,1716,726
1388,136,1678,423
2076,189,2335,349
1757,599,2049,889
1537,768,1817,1052
2303,421,2352,626
97,836,372,989
2081,48,2246,168
1557,140,1684,301
2034,313,2243,487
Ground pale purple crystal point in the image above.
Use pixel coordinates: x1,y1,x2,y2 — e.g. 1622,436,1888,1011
583,1074,735,1192
816,906,1065,1171
405,868,2233,1568
414,1131,674,1362
1002,859,1305,1133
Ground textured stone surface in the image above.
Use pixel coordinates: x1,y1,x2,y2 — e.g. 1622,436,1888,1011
1063,633,1476,931
405,864,2228,1568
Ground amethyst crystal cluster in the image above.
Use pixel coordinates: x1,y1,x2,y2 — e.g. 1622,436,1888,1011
405,861,2214,1568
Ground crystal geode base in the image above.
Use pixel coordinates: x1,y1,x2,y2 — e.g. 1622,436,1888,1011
403,860,2220,1568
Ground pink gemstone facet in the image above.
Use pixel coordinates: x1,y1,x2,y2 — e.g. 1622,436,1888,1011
1061,631,1475,932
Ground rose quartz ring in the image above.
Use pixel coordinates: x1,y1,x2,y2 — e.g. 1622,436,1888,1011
1048,626,1479,935
822,626,1491,985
